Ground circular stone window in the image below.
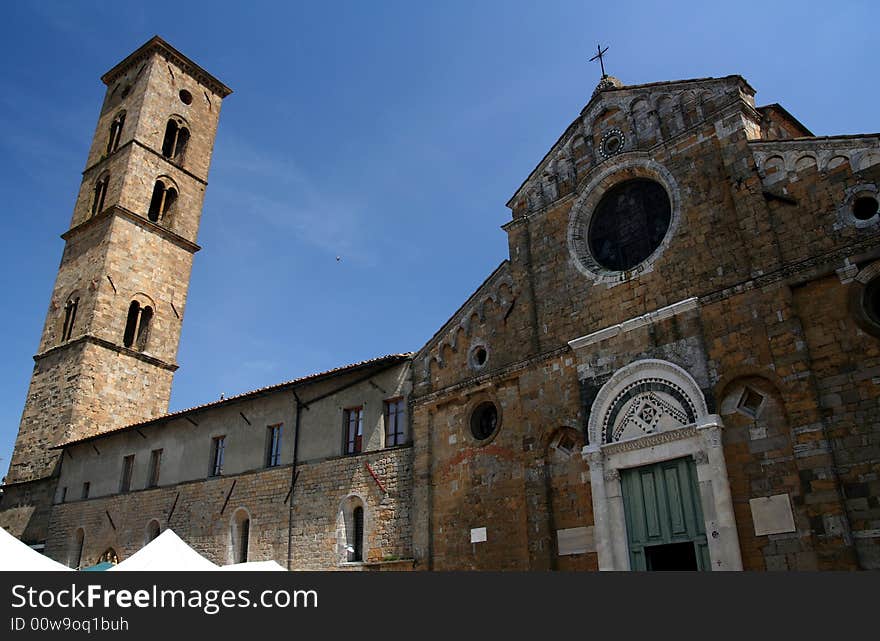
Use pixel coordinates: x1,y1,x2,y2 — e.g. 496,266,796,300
599,128,625,159
863,278,880,328
588,178,672,271
470,401,499,441
469,345,488,370
853,195,879,221
179,89,193,105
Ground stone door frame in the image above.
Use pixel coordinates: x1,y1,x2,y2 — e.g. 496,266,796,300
583,416,743,571
577,358,742,571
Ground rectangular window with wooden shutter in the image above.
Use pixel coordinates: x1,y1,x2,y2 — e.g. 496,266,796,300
344,407,363,455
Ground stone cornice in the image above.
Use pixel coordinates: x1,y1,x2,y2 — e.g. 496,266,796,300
748,133,880,151
102,36,232,98
34,334,179,372
568,298,699,350
699,232,880,305
62,205,201,255
82,139,209,186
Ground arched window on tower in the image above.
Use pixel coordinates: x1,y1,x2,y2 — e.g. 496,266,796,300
91,174,109,217
60,295,79,343
161,117,190,164
106,111,125,155
123,301,140,348
147,178,178,223
123,298,154,352
136,305,153,351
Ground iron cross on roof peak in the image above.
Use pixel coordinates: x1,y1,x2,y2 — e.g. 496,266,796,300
590,43,610,78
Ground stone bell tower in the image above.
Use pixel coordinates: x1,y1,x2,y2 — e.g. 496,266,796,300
0,37,232,543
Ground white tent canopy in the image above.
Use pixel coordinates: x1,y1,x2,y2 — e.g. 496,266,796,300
109,529,217,571
0,527,72,571
217,560,287,571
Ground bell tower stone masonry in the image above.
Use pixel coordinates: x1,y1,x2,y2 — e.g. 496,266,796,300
0,37,232,544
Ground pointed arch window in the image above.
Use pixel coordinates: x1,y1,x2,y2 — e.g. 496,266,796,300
106,111,125,155
91,174,109,217
123,299,153,351
147,178,178,223
60,295,79,343
161,117,190,164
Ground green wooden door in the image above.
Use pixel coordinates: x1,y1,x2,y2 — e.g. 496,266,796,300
621,457,710,571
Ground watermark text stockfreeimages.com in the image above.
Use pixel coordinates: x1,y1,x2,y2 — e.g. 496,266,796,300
10,583,317,616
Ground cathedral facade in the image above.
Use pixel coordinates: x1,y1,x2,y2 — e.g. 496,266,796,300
2,38,879,571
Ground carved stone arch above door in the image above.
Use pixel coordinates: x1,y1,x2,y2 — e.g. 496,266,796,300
588,359,709,445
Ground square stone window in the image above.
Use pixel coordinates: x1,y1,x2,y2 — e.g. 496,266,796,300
737,387,765,418
556,433,576,455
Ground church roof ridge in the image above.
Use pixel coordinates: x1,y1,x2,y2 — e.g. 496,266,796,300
53,353,413,449
415,260,511,358
101,35,233,98
583,73,754,104
506,74,755,208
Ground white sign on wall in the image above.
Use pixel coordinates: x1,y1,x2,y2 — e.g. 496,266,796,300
556,526,594,556
750,494,797,536
470,527,487,543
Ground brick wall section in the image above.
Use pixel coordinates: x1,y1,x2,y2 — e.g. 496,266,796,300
0,480,57,545
46,447,413,570
792,274,880,569
291,448,413,569
413,351,590,570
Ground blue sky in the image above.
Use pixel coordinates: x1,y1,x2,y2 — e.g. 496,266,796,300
0,0,876,474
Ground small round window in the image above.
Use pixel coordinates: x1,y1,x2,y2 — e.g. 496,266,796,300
470,402,498,441
599,129,625,159
179,89,193,105
469,345,488,370
853,195,879,221
863,278,880,328
588,178,671,271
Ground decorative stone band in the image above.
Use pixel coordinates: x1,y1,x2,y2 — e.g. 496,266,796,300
62,205,202,255
34,334,179,372
582,415,724,459
568,297,698,350
600,424,697,456
81,139,210,185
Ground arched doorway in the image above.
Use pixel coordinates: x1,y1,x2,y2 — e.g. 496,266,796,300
583,359,742,571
